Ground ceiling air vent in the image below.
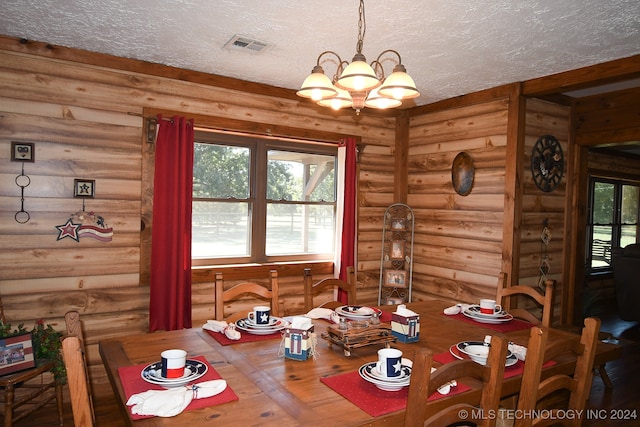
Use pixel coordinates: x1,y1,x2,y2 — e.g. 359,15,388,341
223,35,270,54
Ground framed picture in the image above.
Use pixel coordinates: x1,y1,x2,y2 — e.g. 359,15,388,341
11,141,35,162
390,240,405,260
74,179,95,198
391,218,405,231
0,333,36,376
384,270,407,288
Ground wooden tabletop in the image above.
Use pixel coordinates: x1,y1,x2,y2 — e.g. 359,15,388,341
99,300,622,427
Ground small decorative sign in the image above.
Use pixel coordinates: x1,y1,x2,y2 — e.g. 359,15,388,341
11,142,35,162
74,179,95,198
0,333,36,376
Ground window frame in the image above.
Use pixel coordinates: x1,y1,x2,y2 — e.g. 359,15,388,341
192,129,339,266
586,175,639,272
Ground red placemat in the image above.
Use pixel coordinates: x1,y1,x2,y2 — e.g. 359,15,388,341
204,327,283,346
117,355,238,420
320,369,471,417
443,312,533,333
432,351,555,379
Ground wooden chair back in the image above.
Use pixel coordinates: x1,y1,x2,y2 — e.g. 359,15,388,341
64,310,95,426
215,270,280,323
62,336,95,427
514,317,601,427
404,334,509,427
303,266,356,312
496,272,554,327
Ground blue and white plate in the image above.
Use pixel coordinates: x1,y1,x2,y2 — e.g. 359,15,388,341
358,362,411,391
235,317,289,335
463,307,513,324
141,359,208,388
336,305,382,320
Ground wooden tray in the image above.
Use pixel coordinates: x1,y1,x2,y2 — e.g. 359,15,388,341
321,323,396,356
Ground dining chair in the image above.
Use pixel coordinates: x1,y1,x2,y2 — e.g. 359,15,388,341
0,297,63,427
215,270,280,323
514,317,601,427
62,335,95,427
404,334,509,427
64,310,95,424
303,266,356,312
496,272,554,328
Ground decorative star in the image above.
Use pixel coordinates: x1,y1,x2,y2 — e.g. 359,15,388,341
393,360,402,373
55,219,81,242
260,313,269,324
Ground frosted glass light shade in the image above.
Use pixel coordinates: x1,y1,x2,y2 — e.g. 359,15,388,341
297,67,338,101
364,87,403,109
336,59,380,92
317,87,353,110
377,66,420,100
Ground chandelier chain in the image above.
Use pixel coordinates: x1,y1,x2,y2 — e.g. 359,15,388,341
356,0,366,54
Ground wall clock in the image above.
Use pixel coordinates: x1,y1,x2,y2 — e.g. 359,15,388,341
531,135,564,192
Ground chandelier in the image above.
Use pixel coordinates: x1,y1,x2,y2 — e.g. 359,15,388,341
297,0,420,114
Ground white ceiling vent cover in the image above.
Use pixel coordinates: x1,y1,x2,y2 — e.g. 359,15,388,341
223,35,271,54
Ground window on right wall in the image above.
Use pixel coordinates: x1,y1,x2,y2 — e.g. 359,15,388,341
586,177,639,271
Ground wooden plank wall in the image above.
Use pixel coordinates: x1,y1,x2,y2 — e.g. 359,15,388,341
405,98,511,303
520,98,570,324
0,44,396,396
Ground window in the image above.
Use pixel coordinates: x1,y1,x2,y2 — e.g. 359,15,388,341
192,131,337,265
586,177,639,270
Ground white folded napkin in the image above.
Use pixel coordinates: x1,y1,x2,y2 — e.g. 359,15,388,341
483,335,527,361
430,367,457,395
443,303,471,315
395,304,418,316
508,342,527,360
202,320,241,340
305,307,333,320
291,316,313,330
126,380,227,417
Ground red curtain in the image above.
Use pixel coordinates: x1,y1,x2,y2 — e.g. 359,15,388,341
338,137,357,303
149,115,194,332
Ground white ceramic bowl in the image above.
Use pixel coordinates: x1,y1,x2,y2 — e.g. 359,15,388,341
457,342,512,365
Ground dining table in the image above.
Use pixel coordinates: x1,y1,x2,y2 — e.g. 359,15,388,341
99,299,622,427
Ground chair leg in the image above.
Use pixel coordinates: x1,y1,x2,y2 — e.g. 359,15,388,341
56,381,64,426
596,363,614,389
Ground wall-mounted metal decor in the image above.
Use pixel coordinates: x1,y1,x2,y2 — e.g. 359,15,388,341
451,151,474,196
531,135,564,192
10,141,35,223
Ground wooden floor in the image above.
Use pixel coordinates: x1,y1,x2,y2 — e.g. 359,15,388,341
10,310,640,427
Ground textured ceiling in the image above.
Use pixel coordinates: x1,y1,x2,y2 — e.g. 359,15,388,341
1,0,639,107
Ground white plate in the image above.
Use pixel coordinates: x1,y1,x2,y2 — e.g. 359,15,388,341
141,359,208,388
451,342,516,367
463,309,513,324
358,362,411,391
368,362,411,382
243,316,279,328
336,305,382,320
465,305,511,319
235,317,289,335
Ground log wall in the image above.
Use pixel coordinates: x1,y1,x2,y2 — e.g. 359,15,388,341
0,41,395,396
520,98,571,323
406,97,510,303
0,35,636,400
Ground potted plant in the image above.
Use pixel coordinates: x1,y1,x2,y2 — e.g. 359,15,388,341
0,318,66,382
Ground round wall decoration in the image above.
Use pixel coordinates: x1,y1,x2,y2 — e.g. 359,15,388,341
531,135,564,192
451,151,475,196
